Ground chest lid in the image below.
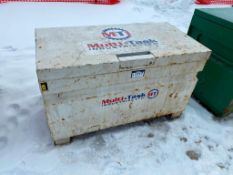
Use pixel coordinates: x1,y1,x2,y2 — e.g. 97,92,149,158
36,22,210,80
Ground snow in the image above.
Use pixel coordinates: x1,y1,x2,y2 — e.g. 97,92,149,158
0,0,233,174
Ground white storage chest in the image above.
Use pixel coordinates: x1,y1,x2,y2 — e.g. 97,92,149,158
35,23,211,144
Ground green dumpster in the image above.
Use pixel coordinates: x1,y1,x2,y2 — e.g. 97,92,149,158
188,8,233,117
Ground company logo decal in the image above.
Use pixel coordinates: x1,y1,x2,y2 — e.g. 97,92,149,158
87,39,158,51
86,27,158,51
147,89,159,99
102,28,131,40
102,89,159,107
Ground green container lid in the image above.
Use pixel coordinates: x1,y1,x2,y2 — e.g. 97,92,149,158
191,8,233,66
195,8,233,30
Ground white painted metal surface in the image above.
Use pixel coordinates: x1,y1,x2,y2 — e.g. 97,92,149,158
35,23,211,144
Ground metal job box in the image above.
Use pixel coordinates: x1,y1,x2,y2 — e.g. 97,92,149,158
36,23,210,144
188,8,233,116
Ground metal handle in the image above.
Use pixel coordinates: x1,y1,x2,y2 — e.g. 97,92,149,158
117,51,152,58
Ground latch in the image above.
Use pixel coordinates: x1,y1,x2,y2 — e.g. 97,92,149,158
40,82,48,92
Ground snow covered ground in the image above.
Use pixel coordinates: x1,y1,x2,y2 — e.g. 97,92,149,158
0,0,233,174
